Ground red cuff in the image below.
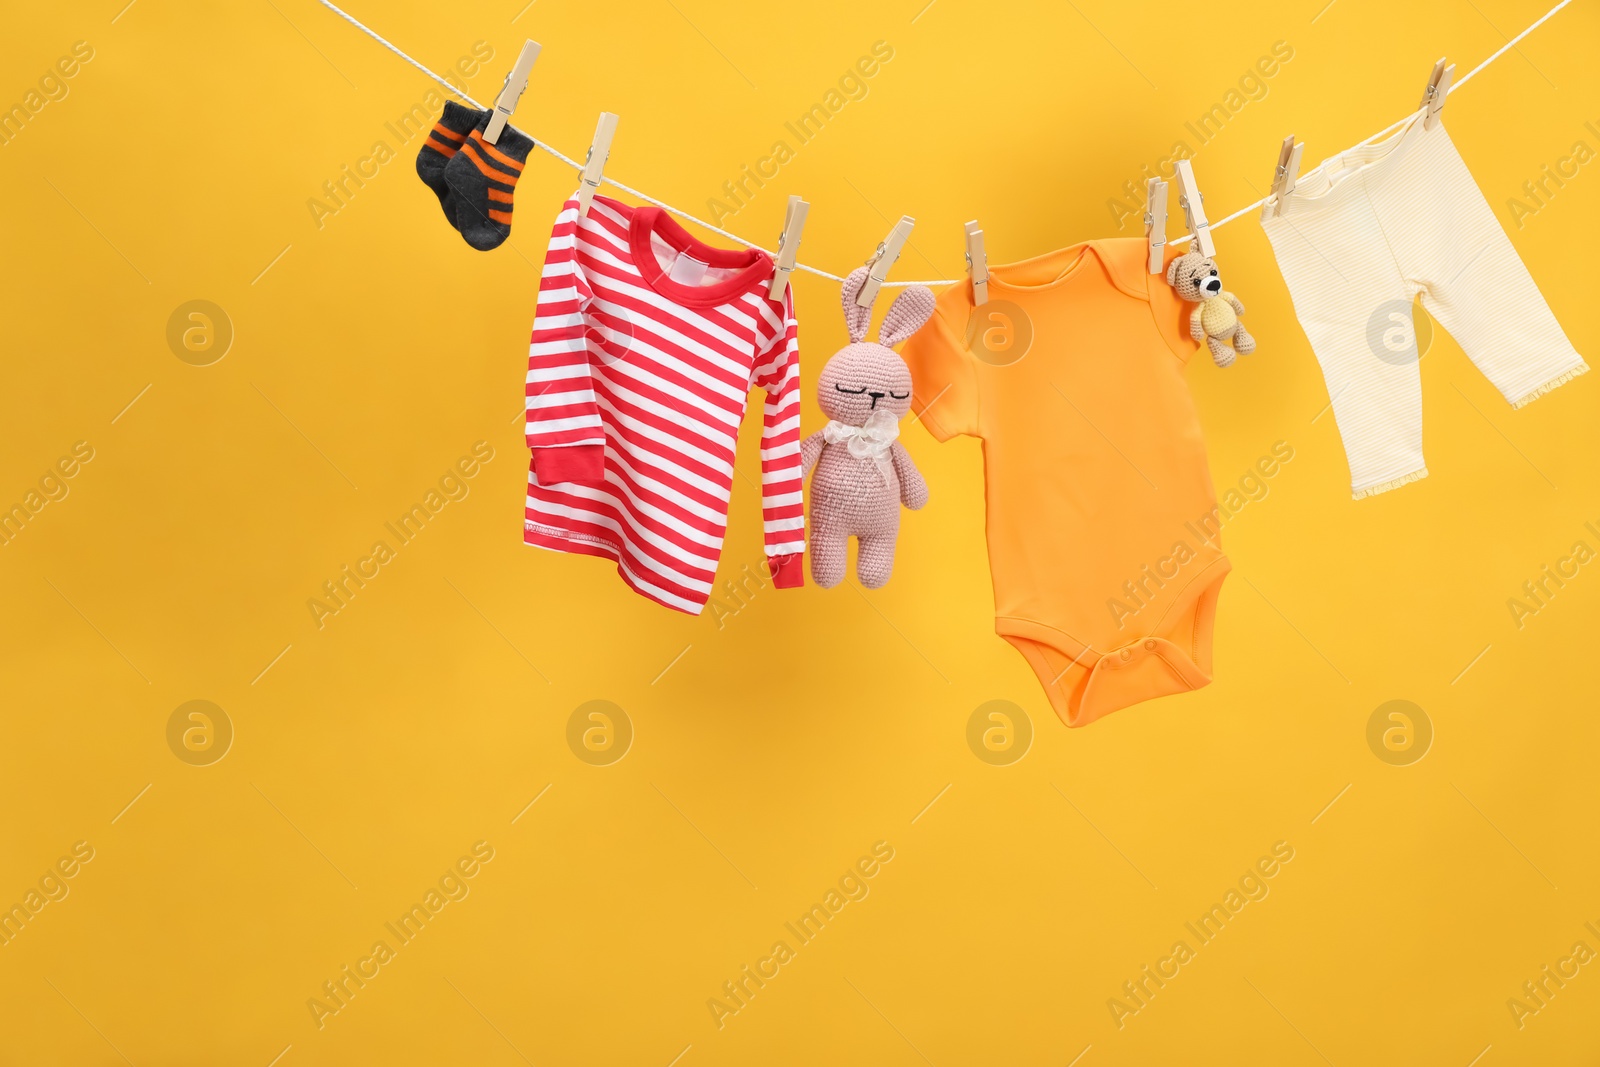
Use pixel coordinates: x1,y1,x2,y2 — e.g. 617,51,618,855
768,553,804,589
532,444,605,485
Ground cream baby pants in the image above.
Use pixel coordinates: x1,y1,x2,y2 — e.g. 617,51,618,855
1261,111,1587,499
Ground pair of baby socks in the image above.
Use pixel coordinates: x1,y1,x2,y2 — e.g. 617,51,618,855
415,101,534,251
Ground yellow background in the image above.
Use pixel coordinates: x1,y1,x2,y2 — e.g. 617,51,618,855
2,0,1598,1062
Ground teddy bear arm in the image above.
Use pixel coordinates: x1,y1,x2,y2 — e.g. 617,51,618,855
1226,292,1246,316
1188,309,1206,342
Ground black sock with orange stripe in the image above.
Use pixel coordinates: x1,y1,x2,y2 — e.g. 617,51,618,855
415,102,481,229
443,113,533,251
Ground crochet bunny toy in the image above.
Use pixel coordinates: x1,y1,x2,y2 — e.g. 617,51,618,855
1166,250,1256,368
800,266,933,589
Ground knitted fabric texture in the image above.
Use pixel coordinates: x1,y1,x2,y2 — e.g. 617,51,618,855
1167,250,1255,368
414,101,482,229
800,266,935,589
441,112,534,251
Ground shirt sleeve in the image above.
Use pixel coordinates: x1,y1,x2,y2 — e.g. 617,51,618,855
751,289,805,589
526,198,606,484
900,297,981,441
1148,247,1202,363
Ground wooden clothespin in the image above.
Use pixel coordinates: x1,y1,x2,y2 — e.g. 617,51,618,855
767,195,809,301
1144,177,1168,274
855,216,915,308
964,221,989,306
576,112,619,218
1260,135,1305,221
1420,58,1455,131
1174,159,1215,258
483,40,541,145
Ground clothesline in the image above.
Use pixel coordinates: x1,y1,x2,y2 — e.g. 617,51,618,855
317,0,1576,288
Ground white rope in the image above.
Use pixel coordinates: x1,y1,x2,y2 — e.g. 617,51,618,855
317,0,1574,279
1174,0,1578,246
1453,0,1575,91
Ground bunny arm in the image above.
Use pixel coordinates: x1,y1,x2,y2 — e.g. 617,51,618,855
890,441,928,510
801,429,825,477
1188,308,1206,342
1225,292,1247,316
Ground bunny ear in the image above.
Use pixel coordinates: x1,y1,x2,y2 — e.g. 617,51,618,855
877,285,936,348
840,267,873,342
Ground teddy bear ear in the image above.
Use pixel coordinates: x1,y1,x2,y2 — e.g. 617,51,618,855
1165,256,1183,286
840,267,873,343
878,285,935,348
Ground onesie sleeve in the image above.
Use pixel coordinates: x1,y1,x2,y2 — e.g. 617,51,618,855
1148,248,1202,364
901,295,981,441
526,198,606,483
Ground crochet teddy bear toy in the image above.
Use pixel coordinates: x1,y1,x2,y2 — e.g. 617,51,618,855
800,266,934,589
1166,250,1256,368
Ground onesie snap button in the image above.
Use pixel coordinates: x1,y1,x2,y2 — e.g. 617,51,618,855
1120,649,1132,662
1144,640,1156,651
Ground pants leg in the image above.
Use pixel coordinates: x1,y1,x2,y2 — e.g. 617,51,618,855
1263,200,1427,497
1375,121,1588,408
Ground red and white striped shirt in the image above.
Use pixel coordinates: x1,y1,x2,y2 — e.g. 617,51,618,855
524,194,804,613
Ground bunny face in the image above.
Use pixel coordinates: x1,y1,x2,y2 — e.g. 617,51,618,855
819,265,936,426
817,344,914,424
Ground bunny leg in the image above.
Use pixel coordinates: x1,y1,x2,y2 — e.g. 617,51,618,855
809,527,848,589
1206,335,1236,368
855,534,897,589
1232,324,1257,355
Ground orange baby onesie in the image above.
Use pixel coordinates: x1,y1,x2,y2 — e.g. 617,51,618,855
902,238,1230,727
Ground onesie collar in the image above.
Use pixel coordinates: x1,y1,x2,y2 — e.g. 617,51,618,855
986,239,1151,302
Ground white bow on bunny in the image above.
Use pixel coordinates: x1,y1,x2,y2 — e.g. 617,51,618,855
822,408,900,484
799,267,936,589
